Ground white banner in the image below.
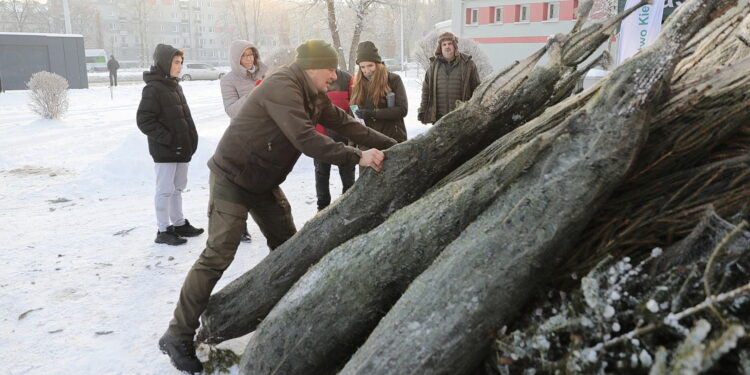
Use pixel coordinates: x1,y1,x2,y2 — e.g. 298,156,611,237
617,0,665,64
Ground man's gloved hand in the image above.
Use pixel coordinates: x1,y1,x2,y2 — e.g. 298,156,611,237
417,112,425,123
355,108,376,121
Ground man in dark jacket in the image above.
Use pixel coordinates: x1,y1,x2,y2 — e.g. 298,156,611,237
418,32,481,124
158,39,396,374
107,55,120,87
137,44,204,249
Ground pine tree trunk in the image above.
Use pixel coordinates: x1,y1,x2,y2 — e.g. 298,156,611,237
338,2,735,373
237,120,546,375
197,3,627,343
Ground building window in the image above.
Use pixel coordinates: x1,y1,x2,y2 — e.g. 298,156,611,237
547,2,560,20
494,7,503,23
471,8,479,24
519,5,530,22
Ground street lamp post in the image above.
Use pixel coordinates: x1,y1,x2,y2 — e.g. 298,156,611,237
62,0,72,34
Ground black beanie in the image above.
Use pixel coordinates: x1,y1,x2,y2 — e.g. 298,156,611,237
356,41,382,64
295,40,339,69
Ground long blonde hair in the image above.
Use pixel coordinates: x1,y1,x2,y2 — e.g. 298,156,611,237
351,63,391,109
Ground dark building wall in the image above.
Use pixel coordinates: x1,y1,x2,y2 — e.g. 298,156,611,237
0,33,88,90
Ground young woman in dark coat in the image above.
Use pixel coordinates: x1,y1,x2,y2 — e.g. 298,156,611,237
351,41,408,143
137,43,203,246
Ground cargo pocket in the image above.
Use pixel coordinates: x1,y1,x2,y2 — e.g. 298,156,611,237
207,198,249,252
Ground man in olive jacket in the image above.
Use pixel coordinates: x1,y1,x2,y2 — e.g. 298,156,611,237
158,39,396,374
418,32,481,124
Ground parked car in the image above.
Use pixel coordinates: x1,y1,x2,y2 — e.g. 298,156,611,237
383,58,405,72
180,62,225,81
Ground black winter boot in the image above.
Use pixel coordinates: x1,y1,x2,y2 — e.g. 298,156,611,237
158,332,203,373
155,226,187,246
173,219,204,237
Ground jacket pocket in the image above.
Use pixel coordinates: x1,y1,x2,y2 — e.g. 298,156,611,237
238,153,283,194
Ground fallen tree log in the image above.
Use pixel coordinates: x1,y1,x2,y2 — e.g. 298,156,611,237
627,6,750,185
237,116,546,375
489,209,750,374
198,0,636,344
435,6,750,192
561,17,750,274
337,1,735,373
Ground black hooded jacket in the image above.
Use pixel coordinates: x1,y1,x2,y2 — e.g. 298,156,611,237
136,44,198,163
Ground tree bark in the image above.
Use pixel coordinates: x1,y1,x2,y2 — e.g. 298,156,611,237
237,120,544,375
347,2,367,74
339,1,734,373
197,0,640,345
325,0,347,70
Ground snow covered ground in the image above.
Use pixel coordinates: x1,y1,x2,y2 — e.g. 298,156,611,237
0,70,428,374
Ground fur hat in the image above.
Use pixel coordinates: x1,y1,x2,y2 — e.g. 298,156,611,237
356,41,382,64
294,39,339,69
435,32,459,56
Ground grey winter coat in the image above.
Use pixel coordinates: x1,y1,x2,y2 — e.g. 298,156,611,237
220,40,268,118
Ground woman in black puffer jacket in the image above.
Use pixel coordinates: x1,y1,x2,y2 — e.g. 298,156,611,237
137,43,203,246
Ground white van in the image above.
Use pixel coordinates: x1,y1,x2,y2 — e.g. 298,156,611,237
85,49,108,72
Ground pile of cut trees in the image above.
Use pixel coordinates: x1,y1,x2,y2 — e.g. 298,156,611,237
198,0,750,373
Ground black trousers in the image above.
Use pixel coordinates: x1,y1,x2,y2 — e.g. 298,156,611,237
314,159,355,210
109,71,118,86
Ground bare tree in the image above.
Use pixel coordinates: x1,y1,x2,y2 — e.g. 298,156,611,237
227,0,250,40
226,0,263,43
249,0,264,43
345,0,393,73
65,0,103,48
324,0,347,70
2,0,44,32
306,0,393,72
129,0,155,67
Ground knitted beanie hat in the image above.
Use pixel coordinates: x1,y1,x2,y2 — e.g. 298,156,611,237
295,39,339,69
355,41,382,64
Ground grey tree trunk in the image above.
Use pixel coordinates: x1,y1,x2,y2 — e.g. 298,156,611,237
324,0,347,70
339,1,735,373
237,119,546,375
197,0,633,344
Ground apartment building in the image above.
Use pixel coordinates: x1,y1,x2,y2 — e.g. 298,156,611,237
34,0,287,68
452,0,685,73
451,0,593,72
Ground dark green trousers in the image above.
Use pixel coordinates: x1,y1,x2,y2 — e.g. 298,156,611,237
168,173,296,340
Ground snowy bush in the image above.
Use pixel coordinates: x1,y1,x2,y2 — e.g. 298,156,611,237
266,46,296,71
413,30,494,80
27,71,69,119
